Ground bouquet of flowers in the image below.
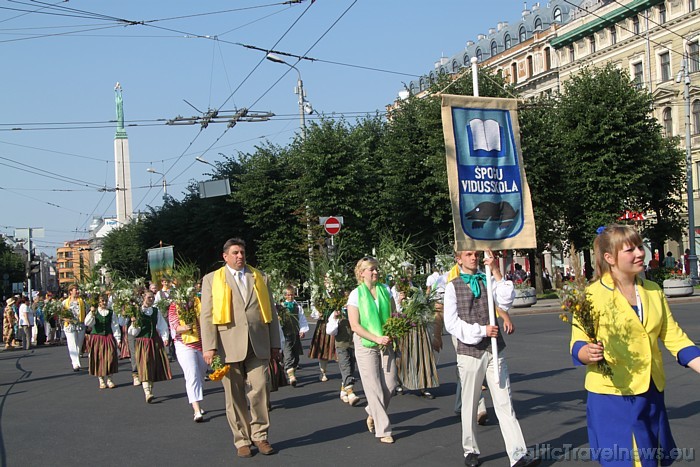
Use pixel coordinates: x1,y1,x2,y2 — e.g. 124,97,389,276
80,271,106,309
304,247,353,320
381,311,415,351
170,262,201,326
111,277,145,320
208,355,230,381
42,299,64,322
559,246,613,378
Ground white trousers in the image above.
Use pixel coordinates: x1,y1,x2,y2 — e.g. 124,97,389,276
174,340,206,404
65,327,85,369
456,351,527,465
452,335,487,415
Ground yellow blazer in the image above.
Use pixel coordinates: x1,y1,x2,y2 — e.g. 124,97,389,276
570,273,694,395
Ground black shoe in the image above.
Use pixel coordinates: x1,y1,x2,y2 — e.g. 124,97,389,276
420,390,435,399
512,454,541,467
464,452,481,467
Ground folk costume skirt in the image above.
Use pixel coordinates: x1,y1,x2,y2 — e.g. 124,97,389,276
308,317,336,361
87,334,119,376
396,325,439,390
135,336,172,383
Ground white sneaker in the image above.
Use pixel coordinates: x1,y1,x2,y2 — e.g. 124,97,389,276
133,374,141,386
347,391,360,406
320,371,328,382
340,387,349,403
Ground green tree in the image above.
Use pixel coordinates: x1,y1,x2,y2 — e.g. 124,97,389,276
556,64,676,274
100,221,148,277
0,238,25,296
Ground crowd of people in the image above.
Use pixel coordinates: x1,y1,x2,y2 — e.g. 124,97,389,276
3,227,699,466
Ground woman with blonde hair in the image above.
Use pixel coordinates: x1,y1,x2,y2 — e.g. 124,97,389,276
570,224,700,466
84,294,120,389
346,256,398,444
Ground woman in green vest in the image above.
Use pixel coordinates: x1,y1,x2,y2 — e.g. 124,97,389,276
84,294,120,389
347,256,398,444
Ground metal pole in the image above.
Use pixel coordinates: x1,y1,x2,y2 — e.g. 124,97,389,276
683,52,698,281
297,75,307,140
27,229,33,299
471,55,499,384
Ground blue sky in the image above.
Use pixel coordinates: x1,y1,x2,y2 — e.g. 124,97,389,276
0,0,526,255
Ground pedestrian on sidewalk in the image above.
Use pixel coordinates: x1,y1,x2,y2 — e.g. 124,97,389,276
18,296,34,350
571,224,700,466
3,297,16,351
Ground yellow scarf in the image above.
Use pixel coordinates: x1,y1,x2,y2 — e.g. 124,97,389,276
447,264,461,282
212,266,272,325
179,297,201,344
62,297,86,327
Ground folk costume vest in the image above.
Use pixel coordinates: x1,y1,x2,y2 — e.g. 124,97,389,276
450,277,506,358
136,308,159,339
92,309,114,336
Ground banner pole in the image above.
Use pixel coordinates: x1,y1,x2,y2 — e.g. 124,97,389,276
484,255,500,385
471,60,500,385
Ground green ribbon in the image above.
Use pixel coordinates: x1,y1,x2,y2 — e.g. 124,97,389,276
460,272,487,298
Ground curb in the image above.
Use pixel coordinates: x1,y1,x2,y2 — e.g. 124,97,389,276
510,294,700,316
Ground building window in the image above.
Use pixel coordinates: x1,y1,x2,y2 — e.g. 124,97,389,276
491,40,498,57
589,36,596,54
658,4,666,24
569,45,575,62
553,7,562,22
659,51,671,81
632,16,640,35
610,26,617,45
452,60,459,73
429,72,436,83
504,33,512,49
511,62,518,84
544,47,551,71
663,107,673,136
476,48,483,62
519,26,526,43
693,100,700,134
690,42,700,73
419,77,426,91
691,0,696,11
527,55,534,77
534,17,542,31
463,53,470,66
632,61,644,87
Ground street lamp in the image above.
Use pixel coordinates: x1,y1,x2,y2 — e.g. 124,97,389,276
146,167,167,198
195,156,216,168
266,52,316,303
265,53,311,139
681,39,698,282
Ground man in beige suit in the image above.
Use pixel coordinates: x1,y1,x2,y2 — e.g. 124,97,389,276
201,238,281,458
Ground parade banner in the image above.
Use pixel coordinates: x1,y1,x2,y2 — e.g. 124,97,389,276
147,245,174,284
441,95,536,251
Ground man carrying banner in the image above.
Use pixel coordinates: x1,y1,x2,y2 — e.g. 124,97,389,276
200,238,281,458
444,249,539,467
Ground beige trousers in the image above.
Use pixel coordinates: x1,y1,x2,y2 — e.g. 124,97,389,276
353,334,398,438
456,350,527,464
222,342,271,448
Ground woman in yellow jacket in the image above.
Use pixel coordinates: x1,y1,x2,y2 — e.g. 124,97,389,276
570,224,700,466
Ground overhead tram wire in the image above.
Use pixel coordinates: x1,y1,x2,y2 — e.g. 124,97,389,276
0,158,107,190
0,0,66,24
609,0,689,42
0,185,91,215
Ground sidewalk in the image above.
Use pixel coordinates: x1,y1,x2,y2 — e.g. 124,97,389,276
511,292,700,315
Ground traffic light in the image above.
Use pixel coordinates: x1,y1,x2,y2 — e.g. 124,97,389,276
29,255,41,274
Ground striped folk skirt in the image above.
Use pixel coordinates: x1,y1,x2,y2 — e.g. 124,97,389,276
396,325,439,390
119,325,130,359
135,336,172,383
87,334,119,377
308,317,336,361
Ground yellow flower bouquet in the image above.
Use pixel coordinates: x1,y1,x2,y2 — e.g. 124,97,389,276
208,355,230,381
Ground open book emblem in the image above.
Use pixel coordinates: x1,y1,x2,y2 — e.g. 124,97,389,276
467,118,505,158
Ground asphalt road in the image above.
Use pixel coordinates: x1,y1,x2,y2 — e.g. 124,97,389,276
1,301,698,467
